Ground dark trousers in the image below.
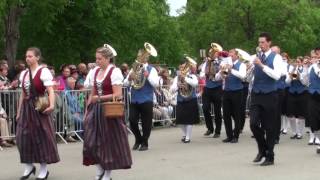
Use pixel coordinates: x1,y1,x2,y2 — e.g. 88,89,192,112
129,102,153,146
223,90,243,139
250,92,278,159
202,87,222,134
276,89,285,141
240,86,249,131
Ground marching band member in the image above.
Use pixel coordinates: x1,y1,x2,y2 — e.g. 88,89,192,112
280,53,291,135
271,46,288,144
250,32,282,166
286,58,308,141
123,43,160,151
16,47,59,180
303,50,320,154
170,57,199,143
200,43,224,138
83,44,132,180
216,49,246,143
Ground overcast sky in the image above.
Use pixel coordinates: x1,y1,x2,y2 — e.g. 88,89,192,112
167,0,187,16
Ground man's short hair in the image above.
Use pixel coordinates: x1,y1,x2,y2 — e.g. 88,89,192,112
259,32,272,42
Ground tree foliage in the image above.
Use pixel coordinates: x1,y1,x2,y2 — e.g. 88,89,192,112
0,0,319,68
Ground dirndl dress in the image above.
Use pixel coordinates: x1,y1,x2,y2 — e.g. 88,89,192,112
83,67,132,170
16,68,60,164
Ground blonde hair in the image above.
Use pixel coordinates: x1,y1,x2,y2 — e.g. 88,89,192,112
96,45,115,63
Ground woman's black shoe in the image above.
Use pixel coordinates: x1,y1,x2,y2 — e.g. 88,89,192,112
36,171,49,180
181,136,186,142
132,143,140,150
183,139,191,143
20,166,36,180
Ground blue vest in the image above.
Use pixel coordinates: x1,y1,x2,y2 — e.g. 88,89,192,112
131,65,154,104
205,60,222,88
289,68,306,94
224,61,243,91
308,67,320,94
252,52,277,93
276,76,286,90
177,88,197,102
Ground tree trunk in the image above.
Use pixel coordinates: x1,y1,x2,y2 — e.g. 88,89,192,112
4,4,23,68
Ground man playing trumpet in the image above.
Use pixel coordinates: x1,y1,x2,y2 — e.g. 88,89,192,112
216,49,246,143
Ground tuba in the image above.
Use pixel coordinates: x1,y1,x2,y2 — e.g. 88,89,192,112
205,43,223,80
235,48,253,81
130,42,157,90
178,56,197,98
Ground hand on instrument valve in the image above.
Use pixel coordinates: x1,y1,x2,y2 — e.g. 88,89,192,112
253,58,264,68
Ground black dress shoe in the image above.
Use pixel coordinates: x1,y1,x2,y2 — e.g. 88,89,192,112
253,153,266,163
296,135,303,139
317,148,320,154
139,144,148,151
181,136,186,142
274,139,279,144
20,166,36,180
183,139,191,143
36,171,49,180
290,134,298,139
230,138,238,143
260,159,274,166
213,133,220,138
204,130,213,136
222,138,232,143
132,143,140,150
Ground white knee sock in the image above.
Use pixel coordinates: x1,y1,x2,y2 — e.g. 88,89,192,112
23,163,34,176
185,125,193,140
296,118,305,136
102,170,111,180
281,116,289,132
289,117,297,134
314,131,320,144
181,125,187,137
38,163,48,178
95,164,104,179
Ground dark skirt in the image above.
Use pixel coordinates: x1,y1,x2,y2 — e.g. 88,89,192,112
176,98,200,125
286,91,308,118
16,99,60,164
309,93,320,132
83,103,132,170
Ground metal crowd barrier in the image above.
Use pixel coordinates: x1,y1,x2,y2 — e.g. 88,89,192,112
0,85,218,147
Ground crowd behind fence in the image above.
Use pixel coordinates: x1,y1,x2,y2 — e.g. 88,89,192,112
0,86,220,147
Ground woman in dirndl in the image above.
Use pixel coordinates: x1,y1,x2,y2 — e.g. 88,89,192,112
83,44,132,180
170,57,199,143
16,47,59,180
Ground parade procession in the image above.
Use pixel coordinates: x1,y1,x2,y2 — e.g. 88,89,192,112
1,0,320,180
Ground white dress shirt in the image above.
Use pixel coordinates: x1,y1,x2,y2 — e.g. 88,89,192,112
170,73,198,93
123,63,160,88
254,49,282,81
199,59,221,81
285,65,307,86
300,63,320,86
216,59,246,81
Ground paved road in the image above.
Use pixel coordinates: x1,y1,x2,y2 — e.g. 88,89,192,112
0,124,319,180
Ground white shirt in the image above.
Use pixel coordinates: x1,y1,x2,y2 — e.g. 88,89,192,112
84,66,99,88
170,73,198,93
300,63,320,86
123,63,160,88
216,60,246,81
19,66,53,87
199,60,221,81
254,49,282,81
89,65,123,86
285,65,307,85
